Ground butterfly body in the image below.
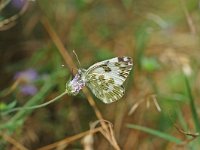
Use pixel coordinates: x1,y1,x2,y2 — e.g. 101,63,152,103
66,56,133,103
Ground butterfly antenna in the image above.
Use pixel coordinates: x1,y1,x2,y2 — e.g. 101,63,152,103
73,50,81,68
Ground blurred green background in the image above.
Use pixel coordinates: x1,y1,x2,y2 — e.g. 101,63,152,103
0,0,200,149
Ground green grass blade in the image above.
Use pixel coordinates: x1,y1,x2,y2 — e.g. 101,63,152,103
0,79,54,130
184,75,200,132
127,124,182,144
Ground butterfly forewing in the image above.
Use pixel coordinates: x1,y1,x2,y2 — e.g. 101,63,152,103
85,57,132,84
83,56,133,103
86,73,125,103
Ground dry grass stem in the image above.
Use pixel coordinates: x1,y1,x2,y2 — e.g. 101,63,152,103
81,133,94,150
174,124,199,145
96,120,120,150
180,0,196,35
0,132,28,150
128,102,140,116
175,125,199,138
40,17,120,150
40,17,76,70
0,0,29,30
0,78,21,98
146,99,150,109
129,94,161,115
151,95,161,112
37,127,102,150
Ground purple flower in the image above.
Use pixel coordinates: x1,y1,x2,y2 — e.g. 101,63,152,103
20,85,38,96
66,73,85,95
71,74,85,91
14,68,38,96
11,0,27,9
14,69,38,83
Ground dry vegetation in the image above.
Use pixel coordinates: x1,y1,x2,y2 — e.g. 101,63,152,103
0,0,200,149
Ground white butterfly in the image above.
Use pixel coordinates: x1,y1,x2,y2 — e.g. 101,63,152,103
66,56,133,103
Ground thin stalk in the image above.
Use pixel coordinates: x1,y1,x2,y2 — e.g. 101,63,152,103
2,91,67,115
184,75,200,132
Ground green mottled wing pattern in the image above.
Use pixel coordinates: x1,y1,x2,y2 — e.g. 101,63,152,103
83,56,133,103
86,73,125,103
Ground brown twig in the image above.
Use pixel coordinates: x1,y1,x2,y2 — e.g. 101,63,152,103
175,124,199,138
180,0,196,35
0,0,29,30
40,18,76,70
174,124,199,145
0,78,21,98
40,17,120,150
91,120,120,150
0,132,28,150
37,127,102,150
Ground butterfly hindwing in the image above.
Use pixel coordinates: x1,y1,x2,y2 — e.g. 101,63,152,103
83,56,133,103
86,73,125,103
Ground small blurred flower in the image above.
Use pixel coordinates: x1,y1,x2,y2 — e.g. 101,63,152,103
11,0,27,9
20,85,37,96
66,72,85,96
14,68,38,96
14,69,38,83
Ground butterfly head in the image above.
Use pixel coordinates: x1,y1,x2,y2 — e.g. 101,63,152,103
66,72,85,96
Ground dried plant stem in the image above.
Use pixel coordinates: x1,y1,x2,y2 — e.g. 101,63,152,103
0,0,29,30
100,122,120,150
180,0,196,35
40,17,76,70
0,132,28,150
0,78,21,98
82,88,105,123
40,17,120,150
37,127,102,150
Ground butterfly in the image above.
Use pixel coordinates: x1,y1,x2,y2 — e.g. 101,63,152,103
66,56,133,103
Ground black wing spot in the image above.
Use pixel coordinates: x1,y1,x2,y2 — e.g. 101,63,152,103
118,57,124,62
127,57,132,62
102,66,112,72
115,62,120,66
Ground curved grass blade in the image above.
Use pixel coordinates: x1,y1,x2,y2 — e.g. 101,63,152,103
127,124,182,144
184,75,200,132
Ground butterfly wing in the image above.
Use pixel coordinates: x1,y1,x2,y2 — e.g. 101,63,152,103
84,56,133,103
